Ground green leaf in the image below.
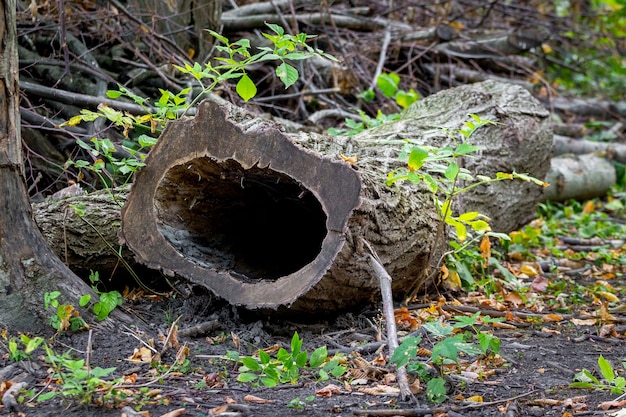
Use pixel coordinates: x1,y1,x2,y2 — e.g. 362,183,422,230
259,350,271,365
390,336,422,367
395,89,420,109
573,369,600,384
260,376,277,387
309,346,327,368
452,311,480,328
598,355,615,383
376,73,400,98
331,365,347,377
106,90,122,99
468,219,491,232
318,369,329,381
276,63,299,88
454,143,481,156
431,335,462,362
407,147,428,171
291,332,303,355
79,294,91,307
295,351,308,368
458,212,479,223
426,378,447,403
264,22,285,36
423,322,453,337
236,74,257,102
356,89,376,102
241,356,261,371
237,372,258,383
444,161,459,181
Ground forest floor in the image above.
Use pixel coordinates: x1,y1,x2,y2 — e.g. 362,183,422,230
2,264,626,417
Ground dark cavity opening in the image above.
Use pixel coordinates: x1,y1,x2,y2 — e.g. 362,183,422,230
155,157,328,281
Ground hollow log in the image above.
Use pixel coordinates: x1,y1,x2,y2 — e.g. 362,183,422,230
119,99,442,313
117,80,551,313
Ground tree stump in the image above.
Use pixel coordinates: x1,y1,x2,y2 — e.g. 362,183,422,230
119,80,552,313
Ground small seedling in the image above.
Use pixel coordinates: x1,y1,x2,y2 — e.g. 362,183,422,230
38,345,123,405
287,395,315,409
44,291,88,332
228,332,346,387
570,355,626,394
7,335,45,362
391,312,503,403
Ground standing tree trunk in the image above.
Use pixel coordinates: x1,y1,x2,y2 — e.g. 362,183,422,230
0,0,96,331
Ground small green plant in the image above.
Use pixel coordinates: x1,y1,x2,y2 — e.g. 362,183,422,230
329,72,419,136
178,23,337,105
84,270,124,321
44,291,88,332
7,334,45,362
61,24,334,196
287,396,315,409
227,332,346,387
391,312,503,403
570,355,626,394
38,345,123,405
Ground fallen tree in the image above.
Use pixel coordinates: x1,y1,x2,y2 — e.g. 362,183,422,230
34,81,552,313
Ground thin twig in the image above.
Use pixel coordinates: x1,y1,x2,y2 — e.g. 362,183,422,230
359,237,416,404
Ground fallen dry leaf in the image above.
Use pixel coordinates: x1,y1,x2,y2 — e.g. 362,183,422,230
571,318,596,326
540,327,561,334
243,395,275,404
600,400,626,410
128,346,153,363
466,395,483,402
209,404,229,415
316,384,342,397
358,384,401,396
542,313,564,323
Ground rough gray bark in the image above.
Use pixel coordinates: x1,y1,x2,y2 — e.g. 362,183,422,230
32,190,131,280
351,80,553,233
0,0,97,331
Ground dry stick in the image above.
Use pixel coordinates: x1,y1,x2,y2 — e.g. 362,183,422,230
370,26,392,90
160,315,183,356
85,329,93,371
360,238,416,404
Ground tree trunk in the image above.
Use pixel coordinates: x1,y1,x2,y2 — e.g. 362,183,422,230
0,0,132,332
118,80,551,313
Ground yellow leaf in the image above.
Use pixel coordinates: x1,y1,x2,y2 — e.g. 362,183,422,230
479,235,491,264
598,291,619,302
542,313,563,322
541,43,553,54
582,200,596,214
443,267,462,291
520,263,539,277
466,395,483,402
59,114,86,127
340,154,358,164
449,21,464,30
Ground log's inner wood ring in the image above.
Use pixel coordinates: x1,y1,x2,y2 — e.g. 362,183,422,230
155,157,327,281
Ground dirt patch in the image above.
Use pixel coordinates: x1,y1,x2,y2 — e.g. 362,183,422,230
1,289,623,417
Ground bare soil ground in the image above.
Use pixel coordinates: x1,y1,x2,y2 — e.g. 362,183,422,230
2,286,624,417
